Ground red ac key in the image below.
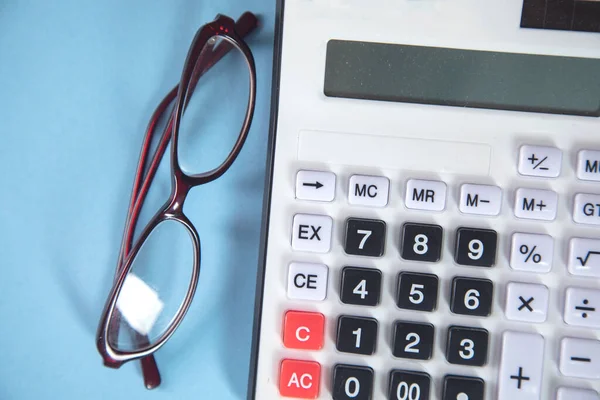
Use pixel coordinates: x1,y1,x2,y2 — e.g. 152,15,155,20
279,359,321,399
283,310,325,350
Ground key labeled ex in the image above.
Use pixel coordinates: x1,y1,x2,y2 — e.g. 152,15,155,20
291,214,332,253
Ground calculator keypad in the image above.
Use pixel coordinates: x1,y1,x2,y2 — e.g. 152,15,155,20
388,370,431,400
336,316,378,355
272,146,600,398
442,375,485,400
340,267,382,306
454,227,497,267
332,365,374,400
279,359,321,399
504,282,549,323
396,272,439,312
573,193,600,225
344,218,386,257
564,287,600,328
400,223,443,262
445,326,489,366
450,277,493,317
498,331,544,400
283,311,325,350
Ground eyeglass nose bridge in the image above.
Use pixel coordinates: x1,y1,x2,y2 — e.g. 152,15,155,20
96,210,201,368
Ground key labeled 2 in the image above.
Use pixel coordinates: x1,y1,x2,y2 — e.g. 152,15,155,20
454,227,497,267
392,321,434,360
401,223,443,262
345,218,386,257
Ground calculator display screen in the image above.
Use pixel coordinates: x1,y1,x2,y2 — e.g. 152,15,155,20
324,39,600,117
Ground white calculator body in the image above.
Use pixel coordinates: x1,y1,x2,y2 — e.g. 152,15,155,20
248,0,600,399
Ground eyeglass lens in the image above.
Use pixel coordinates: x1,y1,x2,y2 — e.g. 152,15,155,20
176,35,252,177
108,219,194,352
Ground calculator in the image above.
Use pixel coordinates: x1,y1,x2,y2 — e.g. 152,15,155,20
248,0,600,399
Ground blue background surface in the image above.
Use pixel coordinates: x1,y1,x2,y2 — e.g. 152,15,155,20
0,1,275,399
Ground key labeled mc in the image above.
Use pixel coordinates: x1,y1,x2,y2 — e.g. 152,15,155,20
348,175,389,207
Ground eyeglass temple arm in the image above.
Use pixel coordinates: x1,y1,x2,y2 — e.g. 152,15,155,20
111,11,259,390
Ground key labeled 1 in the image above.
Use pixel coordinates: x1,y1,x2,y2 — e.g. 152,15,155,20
510,233,553,273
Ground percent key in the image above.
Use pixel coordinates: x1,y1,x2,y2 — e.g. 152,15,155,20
510,233,554,273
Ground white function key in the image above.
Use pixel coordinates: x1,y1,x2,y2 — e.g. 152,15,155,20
505,282,549,323
291,214,332,253
510,233,553,273
459,183,502,215
514,188,558,221
577,150,600,182
295,170,336,202
564,287,600,328
568,237,600,278
287,262,328,301
559,337,600,379
557,387,600,400
348,174,389,207
518,145,562,177
405,179,447,211
498,331,544,400
573,193,600,225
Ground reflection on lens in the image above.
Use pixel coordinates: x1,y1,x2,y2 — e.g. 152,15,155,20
177,34,251,176
108,219,193,352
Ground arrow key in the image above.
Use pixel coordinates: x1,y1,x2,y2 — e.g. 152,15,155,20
295,170,336,202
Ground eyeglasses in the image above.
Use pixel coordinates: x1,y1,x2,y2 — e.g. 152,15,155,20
95,12,259,389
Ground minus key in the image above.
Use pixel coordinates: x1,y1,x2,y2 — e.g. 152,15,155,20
560,337,600,379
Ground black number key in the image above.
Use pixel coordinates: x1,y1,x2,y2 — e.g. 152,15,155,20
332,364,374,400
446,326,489,366
345,218,386,257
336,316,378,355
443,375,485,400
392,321,434,360
396,272,439,312
388,370,431,400
401,223,443,262
450,277,493,317
340,267,382,306
454,227,497,267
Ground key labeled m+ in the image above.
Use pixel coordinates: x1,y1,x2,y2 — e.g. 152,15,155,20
514,188,557,221
292,214,333,253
